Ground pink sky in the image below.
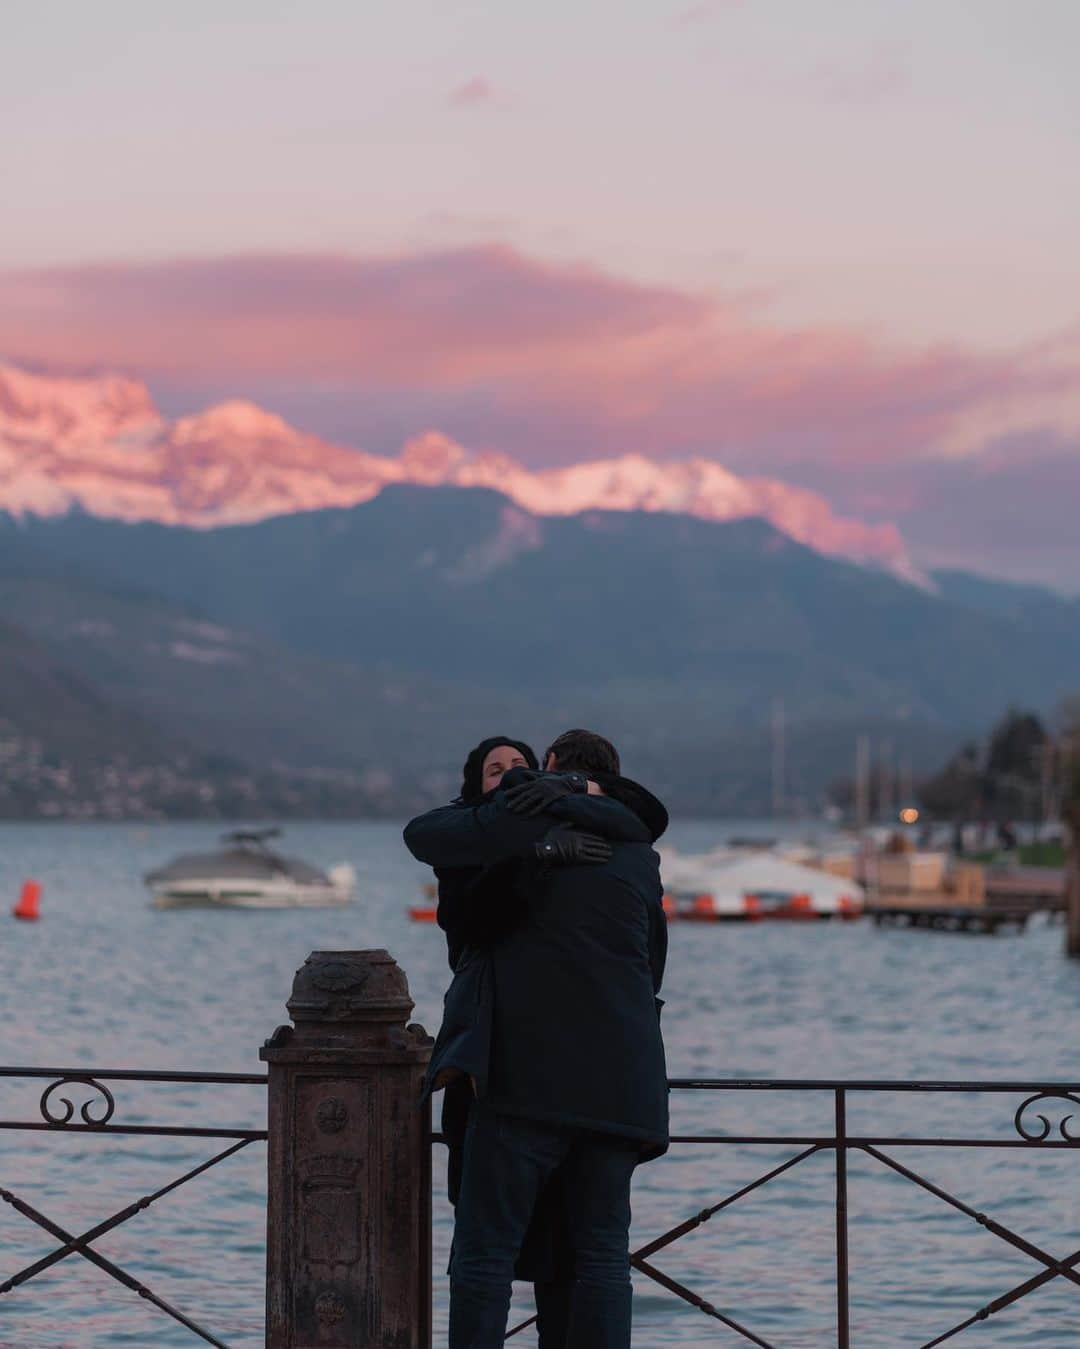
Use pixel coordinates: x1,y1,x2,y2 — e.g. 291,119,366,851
3,2,1079,584
1,246,1067,472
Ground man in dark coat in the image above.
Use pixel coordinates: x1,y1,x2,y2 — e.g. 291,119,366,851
404,729,668,1349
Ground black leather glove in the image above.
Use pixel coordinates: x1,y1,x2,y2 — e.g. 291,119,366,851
534,823,612,867
504,770,589,816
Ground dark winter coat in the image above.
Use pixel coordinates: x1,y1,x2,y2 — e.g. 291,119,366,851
404,773,669,1159
435,734,540,970
428,848,569,1283
435,771,667,969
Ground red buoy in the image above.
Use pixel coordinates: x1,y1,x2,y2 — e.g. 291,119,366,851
13,880,41,921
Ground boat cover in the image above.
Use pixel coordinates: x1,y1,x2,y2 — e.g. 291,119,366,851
145,847,330,886
664,851,865,906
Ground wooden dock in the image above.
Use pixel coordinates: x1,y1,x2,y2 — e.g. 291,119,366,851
866,902,1033,934
984,866,1064,913
862,864,1063,935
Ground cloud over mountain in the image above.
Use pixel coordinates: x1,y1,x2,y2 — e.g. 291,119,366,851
2,246,1077,584
2,246,1071,478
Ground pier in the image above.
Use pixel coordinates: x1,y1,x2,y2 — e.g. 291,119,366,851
863,860,1065,935
867,901,1034,934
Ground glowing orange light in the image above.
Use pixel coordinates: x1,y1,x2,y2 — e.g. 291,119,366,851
899,807,920,825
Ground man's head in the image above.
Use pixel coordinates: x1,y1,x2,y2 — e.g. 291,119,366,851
543,728,620,777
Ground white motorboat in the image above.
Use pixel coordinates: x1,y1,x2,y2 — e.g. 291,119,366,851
145,829,356,909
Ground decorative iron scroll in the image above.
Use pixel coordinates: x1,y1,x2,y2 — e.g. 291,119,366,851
1013,1091,1080,1143
39,1076,116,1128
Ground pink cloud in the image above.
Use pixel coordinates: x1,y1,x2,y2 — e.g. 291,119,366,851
447,76,495,107
0,247,706,386
0,245,1073,483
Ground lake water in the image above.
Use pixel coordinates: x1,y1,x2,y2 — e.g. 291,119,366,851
1,820,1079,1348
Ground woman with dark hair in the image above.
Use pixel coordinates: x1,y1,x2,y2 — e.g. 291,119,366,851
436,736,537,966
435,736,576,1348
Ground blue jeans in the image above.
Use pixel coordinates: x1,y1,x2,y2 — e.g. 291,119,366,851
449,1104,637,1349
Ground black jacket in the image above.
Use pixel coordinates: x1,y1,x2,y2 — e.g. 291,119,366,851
404,772,669,1159
435,771,667,969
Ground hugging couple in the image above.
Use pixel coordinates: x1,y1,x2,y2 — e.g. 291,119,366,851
404,728,669,1349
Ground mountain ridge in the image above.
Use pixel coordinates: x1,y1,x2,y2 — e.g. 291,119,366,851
0,360,922,582
1,488,1077,815
3,484,1074,728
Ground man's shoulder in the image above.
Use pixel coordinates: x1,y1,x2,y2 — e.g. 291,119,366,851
593,772,669,842
549,793,651,843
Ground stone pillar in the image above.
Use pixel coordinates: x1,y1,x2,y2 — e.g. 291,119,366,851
262,950,432,1347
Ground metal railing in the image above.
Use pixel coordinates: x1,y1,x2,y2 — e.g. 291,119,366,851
3,985,1079,1346
0,1064,267,1348
487,1078,1080,1347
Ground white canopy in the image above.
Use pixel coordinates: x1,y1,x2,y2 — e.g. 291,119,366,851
658,845,738,892
662,850,865,914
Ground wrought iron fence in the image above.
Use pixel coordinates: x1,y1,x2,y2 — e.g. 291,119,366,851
4,1062,1079,1346
0,1064,267,1348
485,1078,1080,1347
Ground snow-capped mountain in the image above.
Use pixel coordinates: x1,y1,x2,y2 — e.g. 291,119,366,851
0,361,922,582
400,432,922,583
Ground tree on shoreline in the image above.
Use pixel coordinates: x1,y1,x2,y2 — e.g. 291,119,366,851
916,709,1050,824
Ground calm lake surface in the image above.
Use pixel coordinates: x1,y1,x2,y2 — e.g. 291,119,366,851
1,819,1078,1348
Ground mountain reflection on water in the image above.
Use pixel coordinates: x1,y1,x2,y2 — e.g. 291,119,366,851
2,819,1078,1347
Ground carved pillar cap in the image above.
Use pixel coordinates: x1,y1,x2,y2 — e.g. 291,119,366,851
287,949,415,1026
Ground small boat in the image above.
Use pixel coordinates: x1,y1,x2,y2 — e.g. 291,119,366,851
145,829,356,909
408,882,439,921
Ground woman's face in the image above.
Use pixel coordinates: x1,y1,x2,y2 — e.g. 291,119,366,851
480,744,530,794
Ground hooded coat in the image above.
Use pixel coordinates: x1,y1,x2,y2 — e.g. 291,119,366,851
435,736,539,970
404,768,670,1159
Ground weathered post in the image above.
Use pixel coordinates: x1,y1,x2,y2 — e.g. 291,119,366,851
262,950,432,1347
1061,714,1080,958
1065,816,1080,957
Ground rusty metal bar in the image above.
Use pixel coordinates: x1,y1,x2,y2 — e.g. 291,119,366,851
1,1138,256,1293
667,1134,1080,1147
920,1246,1080,1347
631,1254,775,1346
0,1066,267,1083
667,1078,1080,1092
835,1088,850,1349
0,1185,230,1347
862,1144,1080,1290
0,1121,267,1137
633,1144,822,1262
